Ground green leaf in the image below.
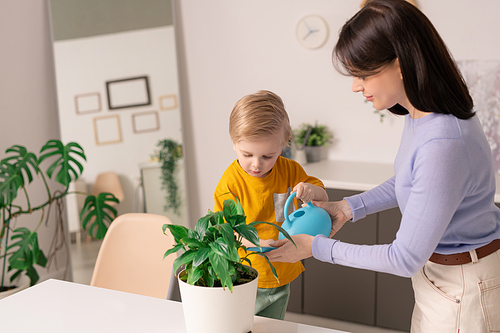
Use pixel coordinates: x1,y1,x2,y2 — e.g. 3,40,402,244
163,224,189,242
38,140,86,186
192,247,210,267
181,237,203,249
209,238,239,262
195,214,211,239
213,211,224,226
223,199,238,225
25,266,40,287
163,243,184,259
186,265,204,285
224,214,246,228
6,228,47,286
259,253,279,283
173,250,196,276
214,222,235,251
0,144,39,207
208,250,232,291
0,162,23,208
80,192,118,240
234,224,260,247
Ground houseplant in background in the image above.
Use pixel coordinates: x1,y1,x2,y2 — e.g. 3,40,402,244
294,122,333,163
0,139,120,296
163,196,295,333
152,138,183,216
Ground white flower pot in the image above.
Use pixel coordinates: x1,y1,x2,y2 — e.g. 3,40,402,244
0,274,30,300
178,267,258,333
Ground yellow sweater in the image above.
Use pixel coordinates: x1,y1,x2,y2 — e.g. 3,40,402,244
214,156,324,288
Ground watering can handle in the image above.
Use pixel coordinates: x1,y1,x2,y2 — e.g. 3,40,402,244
283,192,297,223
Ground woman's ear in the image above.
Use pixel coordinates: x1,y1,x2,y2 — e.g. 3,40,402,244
395,58,403,80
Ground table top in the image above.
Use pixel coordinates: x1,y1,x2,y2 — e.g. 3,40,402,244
0,279,348,333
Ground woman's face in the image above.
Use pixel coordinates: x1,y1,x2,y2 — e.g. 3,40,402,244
351,59,408,111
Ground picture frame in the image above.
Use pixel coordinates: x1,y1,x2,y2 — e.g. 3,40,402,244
74,92,101,115
132,111,160,134
106,76,151,110
93,114,123,145
159,94,178,111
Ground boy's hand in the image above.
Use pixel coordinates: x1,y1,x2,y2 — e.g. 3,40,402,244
260,239,274,247
293,182,314,204
241,237,275,248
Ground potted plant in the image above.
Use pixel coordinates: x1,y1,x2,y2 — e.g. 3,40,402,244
151,138,183,216
293,122,333,163
0,139,120,296
163,196,295,333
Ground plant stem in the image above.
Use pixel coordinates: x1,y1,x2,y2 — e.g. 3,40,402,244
38,167,52,204
10,186,70,218
1,211,10,289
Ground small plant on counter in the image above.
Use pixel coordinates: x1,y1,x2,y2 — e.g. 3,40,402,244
152,138,183,216
0,139,120,290
293,122,333,147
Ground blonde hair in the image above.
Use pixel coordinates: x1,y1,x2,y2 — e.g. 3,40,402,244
229,90,292,146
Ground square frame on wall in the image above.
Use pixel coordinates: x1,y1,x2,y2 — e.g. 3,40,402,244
93,114,123,145
132,111,160,134
106,76,151,110
159,94,178,111
74,92,102,114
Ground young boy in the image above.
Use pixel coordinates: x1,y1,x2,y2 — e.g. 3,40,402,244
214,90,328,320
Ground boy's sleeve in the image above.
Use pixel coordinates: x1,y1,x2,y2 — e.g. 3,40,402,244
293,160,325,188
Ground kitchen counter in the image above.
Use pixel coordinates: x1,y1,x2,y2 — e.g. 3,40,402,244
302,159,500,203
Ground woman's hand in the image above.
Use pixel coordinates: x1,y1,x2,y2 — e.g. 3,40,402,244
266,234,315,263
312,199,352,237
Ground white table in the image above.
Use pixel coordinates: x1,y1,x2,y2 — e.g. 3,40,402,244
0,279,348,333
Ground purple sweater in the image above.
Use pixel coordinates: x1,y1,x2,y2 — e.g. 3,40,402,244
312,113,500,277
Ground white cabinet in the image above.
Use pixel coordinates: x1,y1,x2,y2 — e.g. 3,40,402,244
139,161,189,228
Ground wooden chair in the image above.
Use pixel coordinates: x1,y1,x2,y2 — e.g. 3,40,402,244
90,213,177,299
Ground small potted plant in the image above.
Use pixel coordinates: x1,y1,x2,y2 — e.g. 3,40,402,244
151,138,183,216
163,196,295,333
293,122,333,163
0,139,120,296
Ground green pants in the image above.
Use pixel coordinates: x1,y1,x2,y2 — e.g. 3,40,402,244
254,284,290,320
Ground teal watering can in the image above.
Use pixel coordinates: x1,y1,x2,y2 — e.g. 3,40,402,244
278,192,332,240
246,192,331,253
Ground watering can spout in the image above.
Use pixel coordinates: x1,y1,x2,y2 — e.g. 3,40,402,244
278,192,332,240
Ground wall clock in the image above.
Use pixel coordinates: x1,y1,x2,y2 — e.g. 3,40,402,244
296,15,329,50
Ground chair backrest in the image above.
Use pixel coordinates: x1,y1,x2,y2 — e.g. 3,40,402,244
91,171,125,203
90,213,177,299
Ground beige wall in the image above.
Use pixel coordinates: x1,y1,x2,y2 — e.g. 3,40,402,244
1,1,499,245
0,0,69,282
174,0,500,220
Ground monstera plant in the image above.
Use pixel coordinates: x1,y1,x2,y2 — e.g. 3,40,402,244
0,139,119,291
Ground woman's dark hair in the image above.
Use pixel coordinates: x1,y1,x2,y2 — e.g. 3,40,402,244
333,0,474,119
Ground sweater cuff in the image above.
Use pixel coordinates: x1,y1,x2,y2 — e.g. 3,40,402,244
312,234,338,264
344,194,367,222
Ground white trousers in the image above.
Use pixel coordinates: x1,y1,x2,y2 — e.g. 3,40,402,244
411,248,500,332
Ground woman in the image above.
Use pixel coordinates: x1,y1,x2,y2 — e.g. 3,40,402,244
267,1,500,332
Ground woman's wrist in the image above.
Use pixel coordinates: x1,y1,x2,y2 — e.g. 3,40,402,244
340,199,353,222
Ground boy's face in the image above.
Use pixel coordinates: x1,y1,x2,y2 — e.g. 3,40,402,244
233,135,283,178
